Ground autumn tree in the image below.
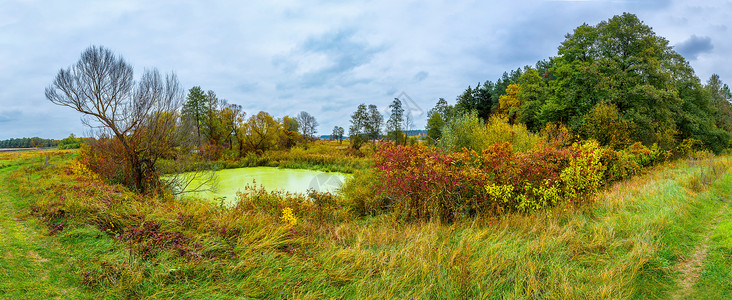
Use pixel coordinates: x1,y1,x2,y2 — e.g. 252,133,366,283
498,84,521,124
220,103,243,150
280,115,300,149
580,102,633,149
45,45,184,193
239,111,281,154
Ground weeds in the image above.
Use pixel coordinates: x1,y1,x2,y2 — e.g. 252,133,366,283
2,149,730,298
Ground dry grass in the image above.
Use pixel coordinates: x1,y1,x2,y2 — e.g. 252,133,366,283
1,150,731,298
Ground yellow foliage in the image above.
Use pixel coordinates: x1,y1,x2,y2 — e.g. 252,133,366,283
498,84,522,123
485,183,514,204
70,161,99,181
560,141,606,204
280,207,298,226
518,180,561,212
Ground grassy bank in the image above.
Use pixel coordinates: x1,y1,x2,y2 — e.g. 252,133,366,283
1,150,730,298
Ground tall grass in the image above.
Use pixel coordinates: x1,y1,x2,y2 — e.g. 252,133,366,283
3,150,731,298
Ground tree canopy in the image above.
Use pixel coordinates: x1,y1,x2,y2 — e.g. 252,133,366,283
446,13,731,153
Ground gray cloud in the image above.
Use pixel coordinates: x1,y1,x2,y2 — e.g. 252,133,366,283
0,110,20,123
1,0,731,139
413,71,429,82
275,28,385,90
675,35,714,60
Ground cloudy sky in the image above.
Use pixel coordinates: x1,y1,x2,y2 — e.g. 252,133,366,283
1,0,730,140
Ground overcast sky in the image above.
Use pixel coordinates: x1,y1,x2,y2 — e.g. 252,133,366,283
1,0,730,140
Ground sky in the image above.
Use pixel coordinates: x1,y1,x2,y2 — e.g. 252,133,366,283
1,0,731,140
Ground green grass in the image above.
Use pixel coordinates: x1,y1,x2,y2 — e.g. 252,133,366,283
688,171,732,299
0,150,731,298
0,152,92,299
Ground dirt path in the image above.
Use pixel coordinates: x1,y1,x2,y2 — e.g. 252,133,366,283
670,203,728,300
0,185,86,298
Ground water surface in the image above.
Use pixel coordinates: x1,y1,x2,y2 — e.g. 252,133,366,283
177,167,350,205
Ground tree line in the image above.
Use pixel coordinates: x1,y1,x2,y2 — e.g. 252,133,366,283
0,137,58,148
423,13,732,153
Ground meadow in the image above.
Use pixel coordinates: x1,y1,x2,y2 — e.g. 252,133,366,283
5,12,732,299
0,147,730,299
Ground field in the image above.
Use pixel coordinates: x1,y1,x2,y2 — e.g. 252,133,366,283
0,149,730,299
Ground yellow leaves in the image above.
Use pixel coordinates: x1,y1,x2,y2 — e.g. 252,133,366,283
560,141,606,205
280,207,297,227
70,162,99,181
498,84,522,123
485,183,515,204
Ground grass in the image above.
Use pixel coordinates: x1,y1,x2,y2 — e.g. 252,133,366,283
0,150,730,298
0,150,92,298
688,170,732,299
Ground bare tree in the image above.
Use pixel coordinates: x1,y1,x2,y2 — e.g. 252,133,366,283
404,111,414,132
45,46,185,193
296,111,318,140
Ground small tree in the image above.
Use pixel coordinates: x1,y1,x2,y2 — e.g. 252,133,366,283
365,104,383,144
349,104,368,149
425,98,452,144
331,126,345,144
296,111,318,141
386,98,405,144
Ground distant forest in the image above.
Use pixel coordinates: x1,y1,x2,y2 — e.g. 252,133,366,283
0,137,58,148
0,134,85,149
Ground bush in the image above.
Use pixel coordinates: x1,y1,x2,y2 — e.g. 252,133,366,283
439,112,539,153
368,140,646,221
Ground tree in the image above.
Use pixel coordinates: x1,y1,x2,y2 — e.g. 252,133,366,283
46,46,184,193
295,111,318,140
516,67,548,132
220,103,242,150
239,111,281,154
365,104,383,144
580,102,633,149
331,126,345,144
203,90,226,147
386,98,405,144
706,74,732,133
455,82,494,120
58,134,84,149
541,13,719,149
425,98,453,144
280,115,300,149
404,111,414,131
349,104,369,149
182,86,207,146
498,84,521,124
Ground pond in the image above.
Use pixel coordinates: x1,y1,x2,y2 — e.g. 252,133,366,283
175,167,351,205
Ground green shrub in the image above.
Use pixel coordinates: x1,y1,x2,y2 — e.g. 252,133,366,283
439,112,539,153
